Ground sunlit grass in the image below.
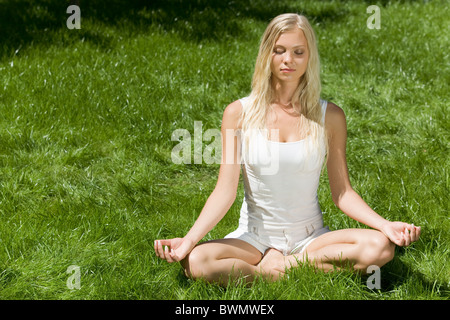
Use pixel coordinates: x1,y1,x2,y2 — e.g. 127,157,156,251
0,0,448,299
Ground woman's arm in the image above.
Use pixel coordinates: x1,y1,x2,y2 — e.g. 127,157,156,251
180,101,242,245
325,102,420,246
154,100,243,262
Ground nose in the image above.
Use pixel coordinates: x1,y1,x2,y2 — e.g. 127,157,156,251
283,51,293,64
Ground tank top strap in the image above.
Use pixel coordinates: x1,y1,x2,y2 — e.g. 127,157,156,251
239,96,250,112
319,99,328,125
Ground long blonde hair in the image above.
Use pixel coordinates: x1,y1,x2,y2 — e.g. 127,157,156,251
240,13,326,165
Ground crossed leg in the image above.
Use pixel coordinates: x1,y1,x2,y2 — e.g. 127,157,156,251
181,229,395,285
259,229,396,280
181,238,263,286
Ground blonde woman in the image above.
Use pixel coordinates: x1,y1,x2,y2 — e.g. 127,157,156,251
154,13,420,285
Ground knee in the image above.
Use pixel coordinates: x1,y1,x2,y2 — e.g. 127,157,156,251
181,246,210,280
360,232,395,270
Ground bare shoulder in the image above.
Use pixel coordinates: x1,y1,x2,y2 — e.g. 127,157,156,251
222,99,243,130
325,101,346,133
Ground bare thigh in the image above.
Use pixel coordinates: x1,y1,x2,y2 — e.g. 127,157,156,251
304,228,390,253
297,228,395,270
181,238,263,276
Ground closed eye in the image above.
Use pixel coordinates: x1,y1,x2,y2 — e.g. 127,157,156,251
273,48,304,55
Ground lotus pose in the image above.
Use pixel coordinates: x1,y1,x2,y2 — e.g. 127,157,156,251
154,13,420,285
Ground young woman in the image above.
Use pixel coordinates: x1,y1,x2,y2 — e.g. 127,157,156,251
154,13,421,285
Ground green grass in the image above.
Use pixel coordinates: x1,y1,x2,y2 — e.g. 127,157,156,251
0,0,448,299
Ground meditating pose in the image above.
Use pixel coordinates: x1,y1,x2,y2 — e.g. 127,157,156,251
154,13,421,285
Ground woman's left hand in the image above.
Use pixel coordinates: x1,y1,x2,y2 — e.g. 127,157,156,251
380,221,421,247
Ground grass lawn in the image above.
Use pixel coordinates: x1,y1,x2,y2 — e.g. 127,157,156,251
0,0,448,300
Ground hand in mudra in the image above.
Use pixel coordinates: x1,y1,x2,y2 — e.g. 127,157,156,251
154,237,195,263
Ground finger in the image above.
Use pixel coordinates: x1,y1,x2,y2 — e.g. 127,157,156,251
403,228,411,246
413,225,421,242
406,224,416,242
157,240,166,260
409,224,417,242
155,240,164,258
154,240,159,258
162,243,172,261
169,249,179,262
396,232,405,247
159,239,173,246
165,246,174,263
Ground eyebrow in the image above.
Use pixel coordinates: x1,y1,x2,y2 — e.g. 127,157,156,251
274,44,307,49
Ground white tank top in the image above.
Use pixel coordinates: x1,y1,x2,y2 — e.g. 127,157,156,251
238,98,328,229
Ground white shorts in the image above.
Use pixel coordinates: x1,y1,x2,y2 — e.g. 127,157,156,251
224,215,330,256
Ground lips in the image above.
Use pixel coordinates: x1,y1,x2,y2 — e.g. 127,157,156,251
281,68,296,72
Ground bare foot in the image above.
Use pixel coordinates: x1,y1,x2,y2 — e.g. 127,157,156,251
257,248,286,280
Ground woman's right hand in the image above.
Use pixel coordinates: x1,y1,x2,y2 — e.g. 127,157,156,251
154,237,195,263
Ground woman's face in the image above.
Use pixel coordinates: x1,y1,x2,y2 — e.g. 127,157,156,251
270,28,309,84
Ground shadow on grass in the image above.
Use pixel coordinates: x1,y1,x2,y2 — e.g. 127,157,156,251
365,247,450,298
1,0,353,60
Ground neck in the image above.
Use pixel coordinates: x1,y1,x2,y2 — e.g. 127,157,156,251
271,77,299,105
